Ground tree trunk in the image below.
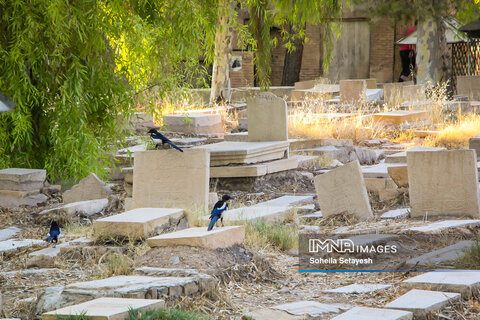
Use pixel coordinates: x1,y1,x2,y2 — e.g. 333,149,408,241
437,17,453,96
281,25,304,86
209,0,234,105
416,17,442,85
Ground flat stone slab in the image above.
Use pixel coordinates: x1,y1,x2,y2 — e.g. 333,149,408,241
197,141,289,166
406,241,474,267
407,220,480,233
0,239,44,252
385,146,445,164
324,284,392,294
331,306,412,320
39,199,108,219
42,297,164,320
300,211,323,219
0,226,20,241
220,206,294,223
147,226,244,249
210,157,298,178
385,289,460,318
0,168,46,191
64,274,213,298
248,301,345,320
348,234,399,247
93,208,184,238
403,271,480,296
253,195,313,207
362,163,405,179
372,110,429,125
381,208,410,219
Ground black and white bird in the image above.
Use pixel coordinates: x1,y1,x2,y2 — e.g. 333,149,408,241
147,128,183,152
44,221,61,244
207,195,233,231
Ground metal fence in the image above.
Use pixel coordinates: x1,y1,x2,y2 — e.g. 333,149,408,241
451,39,480,93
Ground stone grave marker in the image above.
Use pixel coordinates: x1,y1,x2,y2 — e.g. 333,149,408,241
407,150,480,218
314,160,373,220
247,92,288,142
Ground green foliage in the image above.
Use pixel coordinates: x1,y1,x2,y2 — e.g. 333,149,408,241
247,221,297,251
55,313,88,320
0,0,217,182
127,307,208,320
243,0,343,88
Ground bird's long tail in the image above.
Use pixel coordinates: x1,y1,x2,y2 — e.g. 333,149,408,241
166,140,183,152
44,236,54,243
207,215,219,231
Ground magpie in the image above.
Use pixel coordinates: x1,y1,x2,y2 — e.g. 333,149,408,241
147,128,183,152
44,220,61,244
207,195,233,231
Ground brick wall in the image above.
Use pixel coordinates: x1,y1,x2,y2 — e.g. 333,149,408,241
230,51,254,88
270,29,287,86
369,18,395,83
299,24,322,81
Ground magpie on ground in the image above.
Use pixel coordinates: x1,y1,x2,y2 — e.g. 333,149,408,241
207,195,233,231
147,128,183,152
44,220,61,244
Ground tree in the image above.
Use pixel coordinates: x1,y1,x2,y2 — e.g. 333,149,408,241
356,0,480,86
245,0,343,88
0,0,216,181
209,0,236,104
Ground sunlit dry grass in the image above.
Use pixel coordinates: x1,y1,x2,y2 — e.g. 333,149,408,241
424,114,480,149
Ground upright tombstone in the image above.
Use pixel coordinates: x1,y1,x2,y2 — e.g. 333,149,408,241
383,83,404,105
469,135,480,157
402,85,426,102
364,78,377,89
457,75,480,100
314,160,373,220
339,80,367,104
247,92,288,142
63,173,110,204
132,149,210,212
408,150,480,218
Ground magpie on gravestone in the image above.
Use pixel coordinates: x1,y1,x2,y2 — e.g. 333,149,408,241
207,195,233,231
44,220,61,245
147,128,183,152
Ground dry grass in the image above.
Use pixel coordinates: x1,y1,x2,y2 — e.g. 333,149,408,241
424,114,480,149
98,252,134,277
244,221,298,252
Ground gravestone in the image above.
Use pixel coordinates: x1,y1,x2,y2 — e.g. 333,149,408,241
247,92,288,142
62,173,110,204
314,160,373,220
385,289,460,319
469,135,480,157
331,307,412,320
42,297,164,320
457,75,480,100
147,226,244,249
402,85,425,102
163,114,224,135
339,80,366,104
132,149,210,212
383,83,404,105
0,168,45,191
407,150,480,218
403,271,480,297
93,208,185,238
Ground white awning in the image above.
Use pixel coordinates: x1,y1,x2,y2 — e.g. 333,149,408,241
396,19,467,45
